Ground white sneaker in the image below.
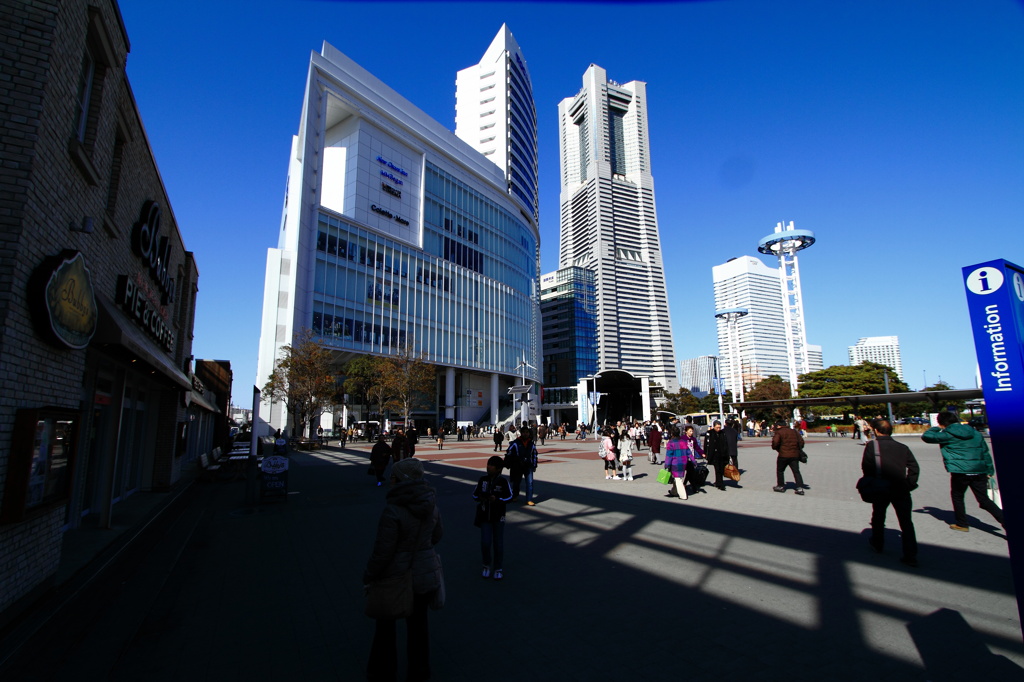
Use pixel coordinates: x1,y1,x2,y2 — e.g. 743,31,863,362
605,475,611,480
626,476,633,481
482,566,491,578
613,476,622,480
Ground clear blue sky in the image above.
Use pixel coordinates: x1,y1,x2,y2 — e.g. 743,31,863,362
118,0,1024,406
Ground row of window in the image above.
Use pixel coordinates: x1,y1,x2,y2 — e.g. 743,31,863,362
313,312,407,348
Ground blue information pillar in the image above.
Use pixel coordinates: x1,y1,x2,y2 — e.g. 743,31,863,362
962,259,1024,634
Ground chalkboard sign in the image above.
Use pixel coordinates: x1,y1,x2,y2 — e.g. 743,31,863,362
260,455,289,501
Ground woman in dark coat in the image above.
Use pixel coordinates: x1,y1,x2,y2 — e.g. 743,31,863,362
704,421,730,490
369,435,391,486
648,424,663,464
364,458,443,682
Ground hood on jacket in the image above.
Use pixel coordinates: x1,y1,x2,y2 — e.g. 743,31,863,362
386,479,437,519
942,423,978,441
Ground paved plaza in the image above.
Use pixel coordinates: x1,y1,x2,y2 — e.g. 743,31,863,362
2,433,1021,681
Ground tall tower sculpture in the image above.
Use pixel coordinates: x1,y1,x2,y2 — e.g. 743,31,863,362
714,307,749,403
557,64,678,392
757,221,816,396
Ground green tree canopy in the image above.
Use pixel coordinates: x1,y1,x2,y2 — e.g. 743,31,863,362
660,388,700,416
745,375,792,422
797,362,911,417
697,390,734,413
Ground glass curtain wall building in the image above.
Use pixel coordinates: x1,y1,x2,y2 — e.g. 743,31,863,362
256,42,541,435
557,65,679,393
540,267,597,424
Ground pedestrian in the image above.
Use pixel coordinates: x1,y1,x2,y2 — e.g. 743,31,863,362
473,455,513,580
492,428,504,452
435,429,444,451
369,434,391,487
407,426,419,458
723,418,740,473
772,420,806,495
619,430,635,481
504,429,539,504
862,418,920,567
364,458,443,682
682,425,708,493
851,415,863,441
704,420,730,490
922,411,1004,531
663,425,694,499
601,428,620,480
391,428,407,461
648,423,662,464
537,423,548,445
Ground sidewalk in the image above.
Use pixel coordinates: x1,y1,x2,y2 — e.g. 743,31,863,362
1,434,1020,681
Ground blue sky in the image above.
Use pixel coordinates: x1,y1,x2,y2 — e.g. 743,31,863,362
117,0,1024,405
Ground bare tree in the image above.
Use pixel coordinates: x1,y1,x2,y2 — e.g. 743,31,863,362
381,344,437,427
261,328,335,437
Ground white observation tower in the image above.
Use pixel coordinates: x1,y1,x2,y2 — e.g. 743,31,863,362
757,221,816,397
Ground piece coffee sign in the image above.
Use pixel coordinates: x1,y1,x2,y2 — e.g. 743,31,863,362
30,250,98,350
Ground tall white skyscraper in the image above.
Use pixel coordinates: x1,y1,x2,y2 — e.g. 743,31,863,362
557,64,678,392
849,336,903,380
456,25,539,222
713,256,793,394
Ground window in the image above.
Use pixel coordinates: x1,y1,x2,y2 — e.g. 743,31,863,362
68,8,120,186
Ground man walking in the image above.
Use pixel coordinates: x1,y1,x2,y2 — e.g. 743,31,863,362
863,418,920,567
922,411,1004,531
771,420,805,495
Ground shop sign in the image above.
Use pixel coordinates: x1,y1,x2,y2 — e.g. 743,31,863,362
116,274,175,353
30,250,98,350
131,201,176,304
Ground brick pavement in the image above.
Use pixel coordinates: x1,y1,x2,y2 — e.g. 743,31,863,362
1,433,1021,681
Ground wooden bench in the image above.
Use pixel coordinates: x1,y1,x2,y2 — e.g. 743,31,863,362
198,452,222,481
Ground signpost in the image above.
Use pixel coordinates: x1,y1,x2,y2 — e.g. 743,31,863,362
260,455,289,502
962,258,1024,634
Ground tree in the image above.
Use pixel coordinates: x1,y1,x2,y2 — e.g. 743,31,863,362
899,381,961,419
261,328,335,437
797,362,910,417
698,390,734,414
342,355,387,421
745,375,793,422
381,345,437,426
660,388,700,416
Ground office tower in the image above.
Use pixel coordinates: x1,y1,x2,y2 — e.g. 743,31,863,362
456,25,539,222
849,336,903,380
557,64,678,392
679,356,720,398
256,40,541,434
713,256,793,394
806,344,824,374
539,268,597,423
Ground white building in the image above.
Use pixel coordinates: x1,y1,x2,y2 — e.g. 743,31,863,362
714,256,800,393
806,344,824,374
255,39,541,435
557,64,678,393
848,336,903,380
456,25,538,223
679,355,720,398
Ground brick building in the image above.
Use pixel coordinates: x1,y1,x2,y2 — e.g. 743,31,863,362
0,0,208,624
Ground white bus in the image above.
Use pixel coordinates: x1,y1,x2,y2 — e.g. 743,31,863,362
682,412,740,437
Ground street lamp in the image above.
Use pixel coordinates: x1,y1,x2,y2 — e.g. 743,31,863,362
714,308,749,404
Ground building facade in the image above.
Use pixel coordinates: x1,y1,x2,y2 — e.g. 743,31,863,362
539,267,597,424
255,41,541,435
848,336,903,380
0,0,210,624
679,355,720,398
455,25,539,223
713,256,793,394
557,65,678,393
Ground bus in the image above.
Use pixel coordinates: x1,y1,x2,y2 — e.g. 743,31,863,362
682,412,740,437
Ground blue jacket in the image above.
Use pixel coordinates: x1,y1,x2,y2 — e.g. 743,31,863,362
921,423,994,475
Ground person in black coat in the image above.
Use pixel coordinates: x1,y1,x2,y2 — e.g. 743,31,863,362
723,418,741,471
369,435,392,487
862,418,920,567
703,421,730,490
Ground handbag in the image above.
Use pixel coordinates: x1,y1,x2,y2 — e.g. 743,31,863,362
657,468,672,485
855,440,891,503
724,462,741,482
798,449,808,463
364,569,414,619
429,554,446,610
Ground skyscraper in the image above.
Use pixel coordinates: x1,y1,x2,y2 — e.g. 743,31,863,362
679,356,720,398
456,25,539,222
849,336,903,380
713,256,792,394
557,65,678,392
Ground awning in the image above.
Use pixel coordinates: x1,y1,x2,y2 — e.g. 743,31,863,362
93,294,191,390
189,389,220,413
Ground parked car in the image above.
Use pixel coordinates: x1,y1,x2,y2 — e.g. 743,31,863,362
966,416,988,430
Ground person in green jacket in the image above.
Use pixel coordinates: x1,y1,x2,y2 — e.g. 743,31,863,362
921,411,1004,531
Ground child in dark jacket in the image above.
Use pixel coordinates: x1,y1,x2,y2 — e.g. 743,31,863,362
473,456,513,580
